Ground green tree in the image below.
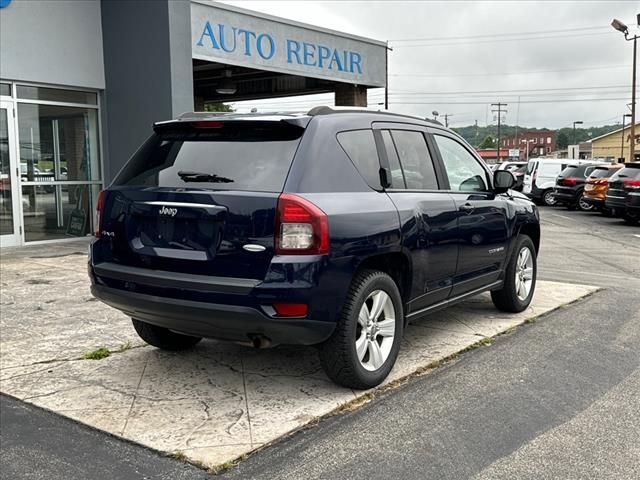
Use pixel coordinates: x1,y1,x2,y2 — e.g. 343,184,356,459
479,135,496,149
556,132,569,149
204,102,234,112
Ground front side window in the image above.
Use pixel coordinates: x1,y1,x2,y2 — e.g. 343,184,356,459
389,130,438,190
433,135,488,192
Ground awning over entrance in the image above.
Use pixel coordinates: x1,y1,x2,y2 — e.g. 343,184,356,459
190,1,387,105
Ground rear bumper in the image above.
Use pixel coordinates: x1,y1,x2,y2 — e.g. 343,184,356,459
553,187,579,205
91,283,335,345
625,192,640,210
605,194,627,210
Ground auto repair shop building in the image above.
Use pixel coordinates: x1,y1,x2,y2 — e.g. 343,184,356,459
0,0,387,247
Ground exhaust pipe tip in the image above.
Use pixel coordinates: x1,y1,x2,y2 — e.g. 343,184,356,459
249,334,272,349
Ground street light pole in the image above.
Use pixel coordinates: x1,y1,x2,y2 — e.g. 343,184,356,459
572,121,583,152
612,17,638,162
621,113,632,160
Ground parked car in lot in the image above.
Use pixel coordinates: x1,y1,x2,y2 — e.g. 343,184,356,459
605,162,640,225
582,164,624,213
524,158,608,207
523,158,569,206
553,163,603,211
89,107,540,389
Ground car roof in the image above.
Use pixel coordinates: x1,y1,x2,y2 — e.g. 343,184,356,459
160,106,448,131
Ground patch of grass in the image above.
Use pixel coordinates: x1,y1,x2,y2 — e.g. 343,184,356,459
169,451,188,462
210,459,239,474
82,347,110,360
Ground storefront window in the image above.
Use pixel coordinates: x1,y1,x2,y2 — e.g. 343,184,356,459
0,83,10,97
17,100,101,242
17,85,97,105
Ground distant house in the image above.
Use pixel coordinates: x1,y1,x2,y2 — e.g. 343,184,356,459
501,131,556,161
590,123,640,162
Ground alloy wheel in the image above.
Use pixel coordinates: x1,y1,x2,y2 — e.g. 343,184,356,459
515,246,534,301
578,198,594,211
355,290,396,371
543,190,557,206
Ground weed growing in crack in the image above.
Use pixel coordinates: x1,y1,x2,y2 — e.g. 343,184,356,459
82,347,110,360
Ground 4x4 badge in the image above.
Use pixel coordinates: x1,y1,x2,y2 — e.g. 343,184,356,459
158,206,178,217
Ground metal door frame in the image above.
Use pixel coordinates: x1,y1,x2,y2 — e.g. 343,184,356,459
0,100,23,247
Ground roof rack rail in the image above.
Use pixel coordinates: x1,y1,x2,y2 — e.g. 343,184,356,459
306,105,445,126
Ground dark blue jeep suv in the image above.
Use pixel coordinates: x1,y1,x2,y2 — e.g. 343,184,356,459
89,107,540,389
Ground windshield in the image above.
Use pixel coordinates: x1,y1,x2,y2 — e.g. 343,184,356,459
114,121,304,192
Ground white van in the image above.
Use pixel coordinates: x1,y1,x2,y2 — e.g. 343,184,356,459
523,158,604,206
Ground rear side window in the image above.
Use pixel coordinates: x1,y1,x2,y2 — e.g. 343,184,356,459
389,130,438,190
114,121,304,192
337,130,381,189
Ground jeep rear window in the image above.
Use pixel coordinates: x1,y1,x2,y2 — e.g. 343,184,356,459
589,167,616,178
114,121,304,192
616,166,640,180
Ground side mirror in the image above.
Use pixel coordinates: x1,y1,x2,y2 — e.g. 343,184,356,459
494,170,515,192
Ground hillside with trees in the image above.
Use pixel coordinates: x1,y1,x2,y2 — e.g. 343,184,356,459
452,124,621,149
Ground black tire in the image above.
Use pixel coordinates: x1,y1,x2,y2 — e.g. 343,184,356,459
542,189,556,207
623,212,639,225
132,319,202,350
319,270,404,390
491,235,537,313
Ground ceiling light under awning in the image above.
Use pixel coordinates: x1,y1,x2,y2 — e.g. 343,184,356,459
216,70,237,95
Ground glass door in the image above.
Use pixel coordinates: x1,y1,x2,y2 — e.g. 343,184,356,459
0,101,21,247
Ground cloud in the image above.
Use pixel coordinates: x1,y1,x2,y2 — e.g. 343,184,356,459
223,1,637,129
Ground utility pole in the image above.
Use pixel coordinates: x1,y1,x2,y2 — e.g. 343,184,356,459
491,103,507,163
442,114,452,128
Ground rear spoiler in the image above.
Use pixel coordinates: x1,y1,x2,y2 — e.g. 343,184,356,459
155,112,311,129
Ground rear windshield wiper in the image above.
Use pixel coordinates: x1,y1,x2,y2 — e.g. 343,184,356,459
177,171,234,183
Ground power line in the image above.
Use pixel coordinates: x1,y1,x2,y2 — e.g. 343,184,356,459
389,64,631,78
391,98,630,105
389,25,610,42
391,31,614,48
386,84,636,96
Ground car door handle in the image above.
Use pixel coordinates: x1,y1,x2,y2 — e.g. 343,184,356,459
459,203,475,213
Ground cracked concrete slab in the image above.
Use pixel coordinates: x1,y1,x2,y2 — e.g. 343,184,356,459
0,241,598,470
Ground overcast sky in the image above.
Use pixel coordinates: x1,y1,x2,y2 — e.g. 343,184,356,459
222,0,638,129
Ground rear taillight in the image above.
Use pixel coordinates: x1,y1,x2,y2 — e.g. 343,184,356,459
95,190,106,238
623,179,640,189
561,177,578,186
275,193,329,255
